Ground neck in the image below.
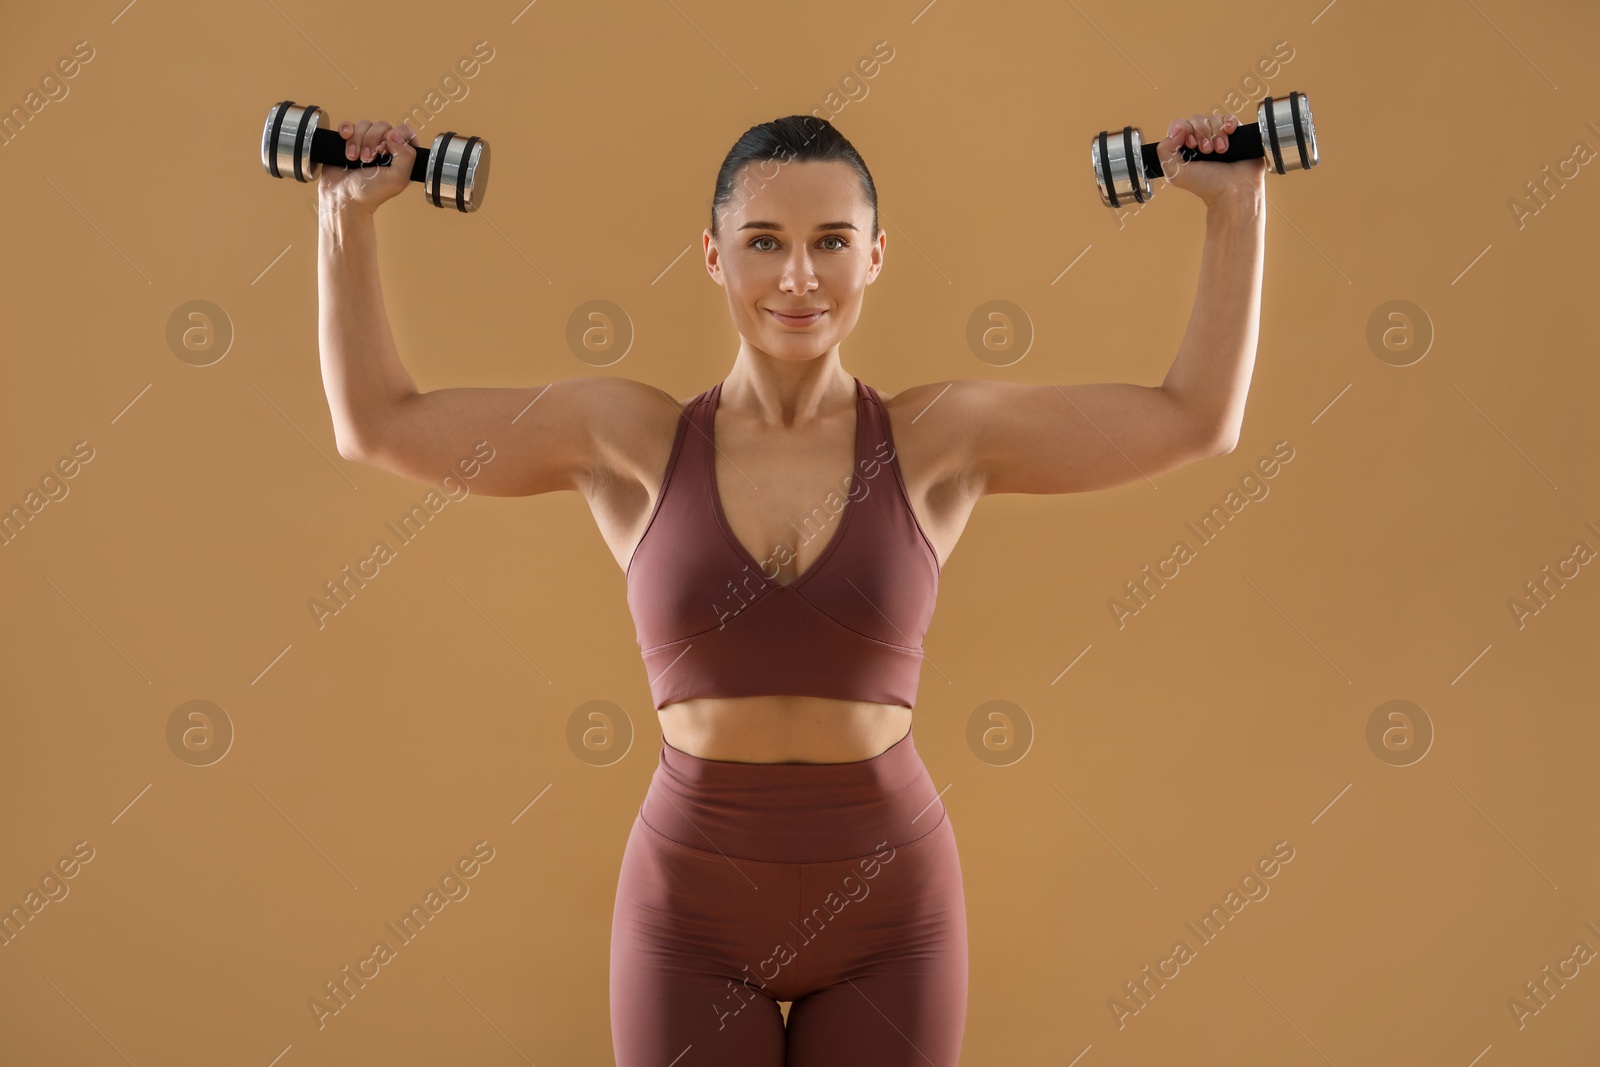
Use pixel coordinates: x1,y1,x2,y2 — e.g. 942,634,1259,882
721,351,855,426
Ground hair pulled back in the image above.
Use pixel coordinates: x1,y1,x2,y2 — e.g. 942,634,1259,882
709,115,879,240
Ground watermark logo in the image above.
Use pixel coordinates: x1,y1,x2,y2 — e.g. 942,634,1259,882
1107,441,1295,629
306,840,496,1030
806,40,895,126
0,439,95,551
1365,299,1432,367
1506,523,1596,630
566,299,633,367
1107,840,1296,1029
396,40,497,139
305,442,497,630
1506,917,1600,1031
966,299,1033,367
965,699,1034,766
1365,699,1433,767
0,841,96,949
714,839,898,1029
167,299,234,366
1,39,96,151
166,699,235,767
1506,123,1600,231
566,699,633,766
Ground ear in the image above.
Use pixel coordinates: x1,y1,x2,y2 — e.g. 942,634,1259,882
703,228,723,285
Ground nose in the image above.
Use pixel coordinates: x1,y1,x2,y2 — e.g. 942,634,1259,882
778,248,818,294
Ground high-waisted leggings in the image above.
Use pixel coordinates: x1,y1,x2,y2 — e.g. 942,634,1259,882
609,726,968,1065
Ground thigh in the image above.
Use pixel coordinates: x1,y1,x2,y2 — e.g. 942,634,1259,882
784,813,969,1066
610,813,795,1066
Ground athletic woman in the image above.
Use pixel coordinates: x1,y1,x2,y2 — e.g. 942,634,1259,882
317,110,1264,1065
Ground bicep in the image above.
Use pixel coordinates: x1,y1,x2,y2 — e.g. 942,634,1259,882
947,379,1223,496
354,377,657,498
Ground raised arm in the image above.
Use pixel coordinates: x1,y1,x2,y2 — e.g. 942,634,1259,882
315,117,673,498
933,112,1268,497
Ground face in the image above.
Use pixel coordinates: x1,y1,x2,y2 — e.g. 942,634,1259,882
704,160,885,363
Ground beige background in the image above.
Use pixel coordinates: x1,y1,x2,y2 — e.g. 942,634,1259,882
3,0,1598,1063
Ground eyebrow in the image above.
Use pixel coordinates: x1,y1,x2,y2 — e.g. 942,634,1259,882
736,220,858,232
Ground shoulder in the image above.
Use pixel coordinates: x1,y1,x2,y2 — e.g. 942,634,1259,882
873,377,1012,415
566,375,708,429
564,374,702,411
570,376,706,493
868,378,1001,489
871,378,1009,445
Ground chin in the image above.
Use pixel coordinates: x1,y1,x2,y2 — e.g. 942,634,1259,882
768,346,830,362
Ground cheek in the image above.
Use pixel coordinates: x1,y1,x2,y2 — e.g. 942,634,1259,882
720,256,755,284
724,279,770,322
728,274,765,307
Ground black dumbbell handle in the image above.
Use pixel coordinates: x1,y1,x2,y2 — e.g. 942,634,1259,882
307,126,430,182
1138,123,1263,179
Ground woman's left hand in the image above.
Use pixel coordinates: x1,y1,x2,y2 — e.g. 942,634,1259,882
1156,113,1266,208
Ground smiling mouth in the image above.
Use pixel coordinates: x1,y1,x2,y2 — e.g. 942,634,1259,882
767,309,826,326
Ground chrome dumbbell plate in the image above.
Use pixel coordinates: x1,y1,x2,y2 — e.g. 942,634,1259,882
1259,91,1317,175
262,100,324,183
1092,125,1151,209
422,131,491,212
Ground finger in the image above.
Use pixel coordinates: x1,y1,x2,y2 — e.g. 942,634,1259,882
384,123,417,153
362,120,393,163
1215,113,1234,153
1178,115,1199,149
1157,119,1190,180
1192,114,1214,153
347,119,372,161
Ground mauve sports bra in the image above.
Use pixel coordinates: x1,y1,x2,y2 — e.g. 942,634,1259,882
625,376,941,710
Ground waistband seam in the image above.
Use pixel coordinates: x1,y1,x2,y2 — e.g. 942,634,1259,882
636,803,949,865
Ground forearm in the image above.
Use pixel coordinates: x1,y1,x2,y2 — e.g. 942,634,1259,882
317,198,419,456
1159,191,1266,449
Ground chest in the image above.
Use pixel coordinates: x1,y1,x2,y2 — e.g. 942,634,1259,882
624,384,944,653
710,409,868,587
593,386,974,580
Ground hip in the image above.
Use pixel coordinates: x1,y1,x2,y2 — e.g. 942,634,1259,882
639,722,940,864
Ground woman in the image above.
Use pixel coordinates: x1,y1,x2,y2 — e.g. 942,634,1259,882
317,110,1264,1064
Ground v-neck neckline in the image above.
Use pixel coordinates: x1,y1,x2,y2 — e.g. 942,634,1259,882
707,376,865,591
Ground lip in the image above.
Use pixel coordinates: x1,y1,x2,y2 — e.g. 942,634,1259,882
767,308,826,326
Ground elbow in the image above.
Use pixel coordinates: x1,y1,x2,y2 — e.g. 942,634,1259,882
1202,417,1240,456
1173,396,1237,456
335,432,374,464
1184,422,1237,457
334,418,393,464
1195,422,1238,455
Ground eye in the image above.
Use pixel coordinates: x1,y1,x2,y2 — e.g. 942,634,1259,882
746,234,851,252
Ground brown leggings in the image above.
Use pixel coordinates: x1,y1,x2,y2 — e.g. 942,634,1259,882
609,727,968,1065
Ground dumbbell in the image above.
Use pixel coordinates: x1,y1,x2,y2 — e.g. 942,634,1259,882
1091,91,1318,208
261,100,491,212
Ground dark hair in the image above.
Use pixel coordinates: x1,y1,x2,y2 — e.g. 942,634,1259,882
709,115,879,240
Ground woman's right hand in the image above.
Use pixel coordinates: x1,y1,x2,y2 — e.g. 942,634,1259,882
318,119,418,215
